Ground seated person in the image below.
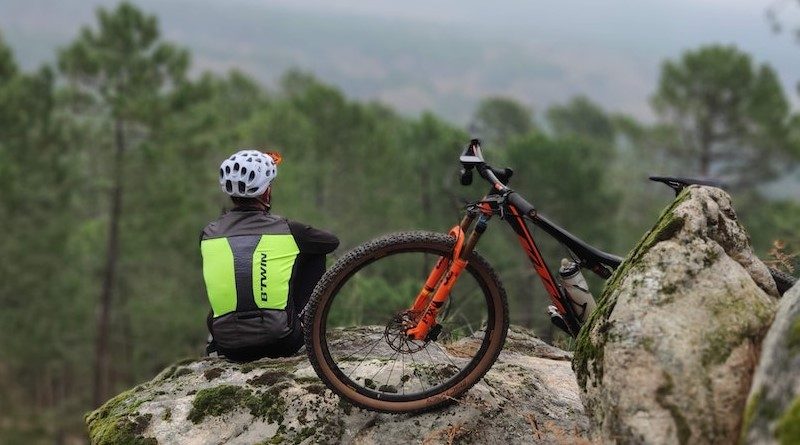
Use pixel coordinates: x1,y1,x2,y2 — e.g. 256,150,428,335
201,149,338,361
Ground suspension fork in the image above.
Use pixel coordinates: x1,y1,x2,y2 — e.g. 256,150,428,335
406,211,491,340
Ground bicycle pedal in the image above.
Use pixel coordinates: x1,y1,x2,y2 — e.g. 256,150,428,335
547,306,571,336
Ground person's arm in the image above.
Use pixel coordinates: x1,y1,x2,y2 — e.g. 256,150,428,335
287,220,339,254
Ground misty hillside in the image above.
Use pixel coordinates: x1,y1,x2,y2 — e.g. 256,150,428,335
2,0,798,124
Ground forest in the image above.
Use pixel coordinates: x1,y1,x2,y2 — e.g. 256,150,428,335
1,2,799,443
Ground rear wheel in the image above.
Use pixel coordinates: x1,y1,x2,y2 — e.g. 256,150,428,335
304,231,509,413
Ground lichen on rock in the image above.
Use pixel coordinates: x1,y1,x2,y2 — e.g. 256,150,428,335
86,326,591,444
573,185,778,444
742,282,800,444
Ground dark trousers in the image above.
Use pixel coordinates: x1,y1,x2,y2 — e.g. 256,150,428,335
209,254,326,362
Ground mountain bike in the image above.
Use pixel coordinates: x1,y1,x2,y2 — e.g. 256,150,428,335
303,139,796,413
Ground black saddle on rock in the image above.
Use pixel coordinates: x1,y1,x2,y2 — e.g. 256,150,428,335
649,176,725,196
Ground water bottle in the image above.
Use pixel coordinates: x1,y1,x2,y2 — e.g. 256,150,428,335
559,258,596,323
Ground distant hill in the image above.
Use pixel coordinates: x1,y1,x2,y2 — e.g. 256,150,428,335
1,0,798,124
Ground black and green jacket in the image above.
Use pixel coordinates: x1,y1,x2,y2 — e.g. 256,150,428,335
200,207,338,349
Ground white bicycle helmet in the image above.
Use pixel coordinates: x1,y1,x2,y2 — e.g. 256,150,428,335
219,149,278,197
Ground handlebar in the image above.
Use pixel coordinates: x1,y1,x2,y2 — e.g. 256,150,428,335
458,140,620,276
460,138,534,216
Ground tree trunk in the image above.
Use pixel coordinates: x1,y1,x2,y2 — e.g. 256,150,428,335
92,118,126,407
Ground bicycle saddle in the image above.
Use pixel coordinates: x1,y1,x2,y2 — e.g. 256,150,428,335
649,176,725,196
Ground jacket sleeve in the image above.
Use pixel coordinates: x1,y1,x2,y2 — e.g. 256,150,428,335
287,220,340,254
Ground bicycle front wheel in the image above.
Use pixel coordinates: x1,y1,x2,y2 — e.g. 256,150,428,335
304,231,509,413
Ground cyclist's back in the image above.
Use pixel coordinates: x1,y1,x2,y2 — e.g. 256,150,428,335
201,150,338,361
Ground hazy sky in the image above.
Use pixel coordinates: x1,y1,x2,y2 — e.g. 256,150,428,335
255,0,800,91
2,0,798,121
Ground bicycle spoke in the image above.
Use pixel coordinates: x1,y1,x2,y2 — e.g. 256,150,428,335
336,332,384,363
368,349,400,384
430,340,463,373
400,353,406,395
407,347,428,392
346,335,385,379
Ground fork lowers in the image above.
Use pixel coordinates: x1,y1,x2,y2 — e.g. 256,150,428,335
406,214,491,341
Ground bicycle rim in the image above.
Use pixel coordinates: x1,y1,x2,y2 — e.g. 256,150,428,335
306,232,508,413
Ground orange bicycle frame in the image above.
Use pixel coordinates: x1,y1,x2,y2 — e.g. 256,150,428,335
405,204,492,340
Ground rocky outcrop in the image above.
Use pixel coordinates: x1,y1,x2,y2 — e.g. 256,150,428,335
573,186,779,444
741,282,800,444
86,327,591,445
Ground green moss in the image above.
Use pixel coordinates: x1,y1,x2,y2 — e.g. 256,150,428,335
776,396,800,445
309,414,346,444
203,367,224,381
304,383,328,396
162,408,172,422
159,358,198,381
86,389,156,445
267,434,285,444
245,388,286,424
655,373,691,445
293,376,320,384
188,384,287,424
240,362,258,374
702,330,735,367
739,386,790,444
377,384,398,393
239,357,304,374
662,282,678,295
337,397,353,415
573,190,691,390
701,290,775,367
740,389,761,443
160,366,177,380
174,357,196,367
293,426,316,444
188,385,251,423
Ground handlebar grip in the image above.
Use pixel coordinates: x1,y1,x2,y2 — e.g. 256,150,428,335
491,167,513,185
507,192,535,217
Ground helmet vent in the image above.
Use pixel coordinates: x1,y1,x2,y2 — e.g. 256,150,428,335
233,162,240,171
219,168,224,179
225,180,233,193
237,181,245,194
225,166,231,174
248,171,255,181
248,187,258,193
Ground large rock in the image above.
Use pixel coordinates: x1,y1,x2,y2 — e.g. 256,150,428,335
741,282,800,444
573,186,778,444
86,327,590,444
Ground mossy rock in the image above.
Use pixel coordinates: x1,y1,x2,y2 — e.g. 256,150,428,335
85,389,156,445
573,188,691,390
187,384,286,424
573,186,777,444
